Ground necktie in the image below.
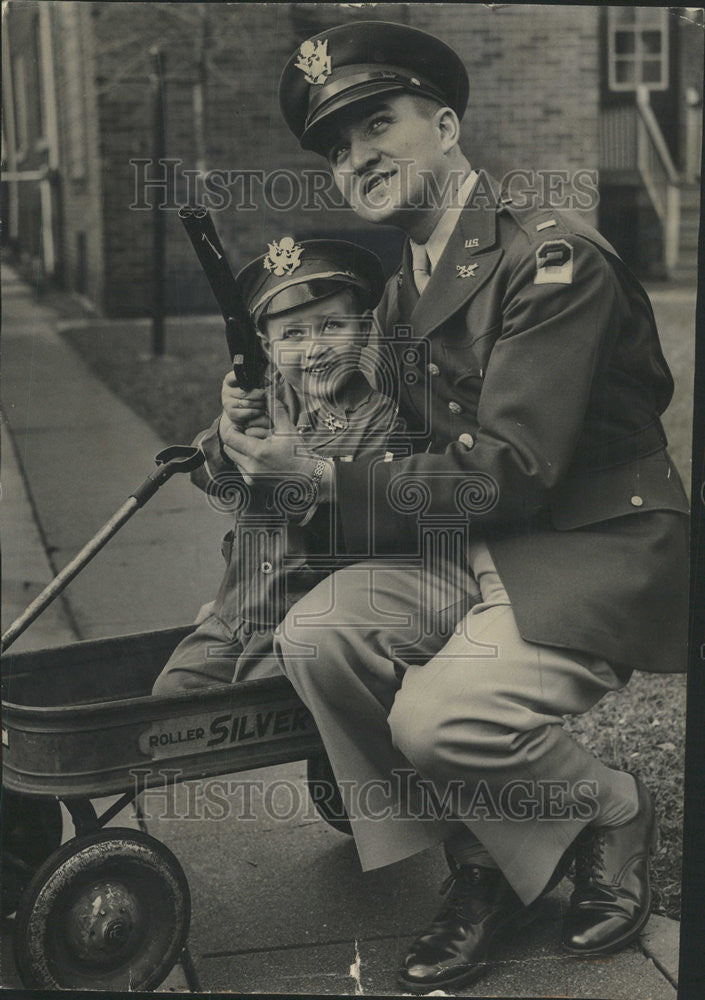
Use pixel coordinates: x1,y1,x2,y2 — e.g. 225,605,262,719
411,242,431,296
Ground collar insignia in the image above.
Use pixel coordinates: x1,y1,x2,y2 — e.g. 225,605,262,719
323,412,346,432
295,39,331,86
264,237,303,276
457,263,479,279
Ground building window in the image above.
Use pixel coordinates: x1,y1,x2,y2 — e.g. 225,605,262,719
607,7,669,92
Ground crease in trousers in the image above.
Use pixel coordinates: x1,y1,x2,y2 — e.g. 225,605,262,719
272,540,633,905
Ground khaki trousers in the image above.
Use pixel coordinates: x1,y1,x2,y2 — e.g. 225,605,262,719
272,541,631,904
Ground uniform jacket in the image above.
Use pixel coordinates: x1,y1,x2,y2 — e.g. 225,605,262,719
192,371,405,640
335,187,690,674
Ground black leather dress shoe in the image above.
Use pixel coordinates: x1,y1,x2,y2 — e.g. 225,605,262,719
562,774,658,955
398,864,529,994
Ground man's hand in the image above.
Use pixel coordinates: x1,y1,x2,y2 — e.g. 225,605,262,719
221,370,269,430
219,397,335,500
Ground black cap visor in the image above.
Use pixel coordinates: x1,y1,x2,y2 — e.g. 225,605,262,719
254,275,373,326
302,68,446,154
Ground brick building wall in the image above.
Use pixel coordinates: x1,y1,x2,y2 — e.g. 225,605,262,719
5,2,602,316
5,4,45,261
410,4,600,183
677,9,704,175
52,2,106,304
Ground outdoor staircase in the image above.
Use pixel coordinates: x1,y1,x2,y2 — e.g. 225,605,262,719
672,182,701,284
599,87,702,284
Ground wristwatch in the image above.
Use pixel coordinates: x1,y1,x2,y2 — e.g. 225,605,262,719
299,457,328,526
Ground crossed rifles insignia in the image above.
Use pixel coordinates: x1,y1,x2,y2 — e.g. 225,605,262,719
456,263,479,279
323,412,346,432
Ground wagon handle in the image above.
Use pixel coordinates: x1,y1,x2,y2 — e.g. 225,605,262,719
1,447,206,654
131,445,206,506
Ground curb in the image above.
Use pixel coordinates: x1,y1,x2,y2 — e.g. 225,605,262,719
640,914,680,989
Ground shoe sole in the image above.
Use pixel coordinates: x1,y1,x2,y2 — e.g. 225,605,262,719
397,904,540,994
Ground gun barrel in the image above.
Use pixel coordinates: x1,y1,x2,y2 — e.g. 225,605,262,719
179,207,265,390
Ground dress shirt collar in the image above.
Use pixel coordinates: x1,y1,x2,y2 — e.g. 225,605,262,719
410,169,479,272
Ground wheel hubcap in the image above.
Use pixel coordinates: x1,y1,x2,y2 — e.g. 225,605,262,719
65,880,141,967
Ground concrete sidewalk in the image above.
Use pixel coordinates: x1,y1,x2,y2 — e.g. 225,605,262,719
1,263,680,996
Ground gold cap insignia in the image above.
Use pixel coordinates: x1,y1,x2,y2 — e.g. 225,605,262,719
295,39,332,86
264,237,303,276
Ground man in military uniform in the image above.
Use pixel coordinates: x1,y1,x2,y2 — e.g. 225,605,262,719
221,21,689,993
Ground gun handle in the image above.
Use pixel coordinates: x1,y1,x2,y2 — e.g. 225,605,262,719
226,317,261,391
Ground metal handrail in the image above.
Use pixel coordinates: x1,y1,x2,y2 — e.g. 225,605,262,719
635,85,679,185
634,85,681,272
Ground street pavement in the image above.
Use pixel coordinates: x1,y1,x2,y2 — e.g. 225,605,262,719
1,263,681,996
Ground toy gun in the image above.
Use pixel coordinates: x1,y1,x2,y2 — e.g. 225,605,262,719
178,207,267,390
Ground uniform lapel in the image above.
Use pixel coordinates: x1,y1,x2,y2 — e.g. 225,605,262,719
409,192,504,339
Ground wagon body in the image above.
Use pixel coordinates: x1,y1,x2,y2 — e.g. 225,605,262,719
1,626,325,798
2,626,349,990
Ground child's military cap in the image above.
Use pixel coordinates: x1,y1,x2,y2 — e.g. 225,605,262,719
279,20,469,155
236,238,385,326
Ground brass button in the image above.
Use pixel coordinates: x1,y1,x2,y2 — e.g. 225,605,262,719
630,495,644,507
458,432,475,449
427,363,440,376
448,401,462,414
261,561,273,574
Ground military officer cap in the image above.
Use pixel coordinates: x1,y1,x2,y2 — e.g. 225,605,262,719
279,20,469,155
236,238,385,328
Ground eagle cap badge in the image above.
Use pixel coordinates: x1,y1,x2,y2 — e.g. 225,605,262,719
295,38,332,86
264,237,303,276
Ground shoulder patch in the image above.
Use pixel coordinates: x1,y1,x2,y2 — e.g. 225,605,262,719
534,239,573,285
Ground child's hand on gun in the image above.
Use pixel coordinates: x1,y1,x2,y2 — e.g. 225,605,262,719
220,370,270,440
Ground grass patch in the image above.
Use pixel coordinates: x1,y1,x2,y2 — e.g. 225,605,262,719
61,288,695,920
563,671,686,918
63,317,229,446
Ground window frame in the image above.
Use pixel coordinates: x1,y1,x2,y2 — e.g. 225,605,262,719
607,7,670,93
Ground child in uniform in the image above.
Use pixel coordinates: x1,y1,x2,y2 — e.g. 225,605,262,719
152,238,406,695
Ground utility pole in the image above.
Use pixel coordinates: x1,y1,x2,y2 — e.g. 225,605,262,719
193,7,209,176
150,46,167,356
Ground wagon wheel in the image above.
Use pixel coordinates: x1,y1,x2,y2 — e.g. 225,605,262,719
13,828,190,991
1,792,63,917
306,753,353,836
